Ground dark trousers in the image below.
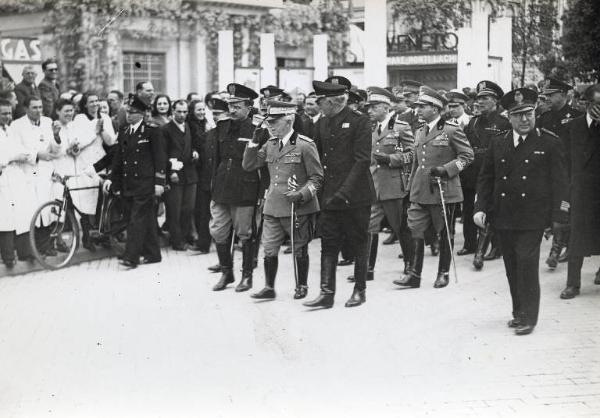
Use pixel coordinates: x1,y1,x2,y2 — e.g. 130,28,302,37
462,187,477,251
194,187,212,251
497,229,544,326
567,256,584,288
122,194,161,264
320,205,371,291
165,183,197,247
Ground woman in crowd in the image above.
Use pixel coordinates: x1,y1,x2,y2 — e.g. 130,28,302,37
71,92,117,250
150,94,172,126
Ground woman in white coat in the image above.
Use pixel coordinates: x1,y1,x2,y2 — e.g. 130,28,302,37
71,92,116,250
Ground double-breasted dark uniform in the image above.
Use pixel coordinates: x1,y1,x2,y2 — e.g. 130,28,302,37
476,128,569,326
110,120,167,265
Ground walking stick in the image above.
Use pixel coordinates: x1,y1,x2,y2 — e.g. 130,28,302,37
436,177,458,283
288,175,299,289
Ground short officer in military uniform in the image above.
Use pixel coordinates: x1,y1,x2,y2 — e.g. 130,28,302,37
394,87,474,289
445,89,471,128
462,81,511,268
537,78,583,269
104,94,167,269
209,83,261,292
397,80,423,133
352,86,414,281
474,88,569,335
303,80,376,309
242,100,323,300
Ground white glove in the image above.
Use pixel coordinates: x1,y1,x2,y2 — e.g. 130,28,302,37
169,158,183,171
473,211,487,229
103,179,112,195
154,184,165,197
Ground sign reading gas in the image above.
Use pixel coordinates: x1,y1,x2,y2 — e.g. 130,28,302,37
0,38,42,62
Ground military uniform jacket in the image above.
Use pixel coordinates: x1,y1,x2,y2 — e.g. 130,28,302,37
162,120,199,185
242,131,323,217
536,103,582,143
462,110,511,190
409,118,473,205
110,121,167,197
313,106,375,210
475,129,569,230
371,115,414,200
211,117,260,206
563,116,600,256
395,108,422,134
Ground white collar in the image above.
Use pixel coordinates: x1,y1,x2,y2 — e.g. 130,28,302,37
311,114,321,123
279,129,294,147
512,130,528,147
174,120,186,132
378,113,393,130
426,116,441,133
586,113,596,128
130,119,143,133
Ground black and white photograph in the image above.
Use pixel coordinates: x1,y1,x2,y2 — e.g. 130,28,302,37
0,0,599,416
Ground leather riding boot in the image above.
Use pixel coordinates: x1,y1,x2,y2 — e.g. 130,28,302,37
294,253,309,299
398,228,413,267
394,238,423,288
347,233,377,282
473,226,491,270
81,215,96,252
252,256,278,299
303,254,336,308
212,243,234,291
546,234,562,269
236,240,254,292
430,236,440,256
434,237,452,288
345,287,366,308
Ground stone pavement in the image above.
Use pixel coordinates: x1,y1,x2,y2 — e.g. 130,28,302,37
0,227,599,418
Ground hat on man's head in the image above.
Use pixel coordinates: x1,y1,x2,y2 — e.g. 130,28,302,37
446,89,469,105
312,81,347,98
401,80,422,94
366,86,394,106
265,100,297,120
260,85,284,98
476,80,504,98
500,88,538,114
355,89,367,102
226,83,258,103
210,98,229,113
324,76,352,91
542,78,572,95
348,90,363,105
415,86,448,108
127,94,150,112
280,91,293,102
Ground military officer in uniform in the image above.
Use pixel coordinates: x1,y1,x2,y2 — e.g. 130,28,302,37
303,80,375,308
348,86,414,282
210,83,261,292
242,101,323,299
537,78,583,269
474,88,569,335
445,89,471,129
397,80,423,133
104,94,167,268
394,87,474,289
462,81,511,268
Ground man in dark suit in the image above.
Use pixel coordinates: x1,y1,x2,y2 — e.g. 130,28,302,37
537,78,583,269
38,59,60,119
394,87,473,290
462,81,511,268
14,65,39,119
303,80,375,308
104,95,167,269
474,88,569,335
559,85,600,299
162,100,199,251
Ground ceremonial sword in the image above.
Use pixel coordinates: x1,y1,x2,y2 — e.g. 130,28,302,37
436,177,458,283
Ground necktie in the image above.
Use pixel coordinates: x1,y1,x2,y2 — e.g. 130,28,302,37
517,136,524,148
278,140,283,152
425,125,430,136
377,124,382,136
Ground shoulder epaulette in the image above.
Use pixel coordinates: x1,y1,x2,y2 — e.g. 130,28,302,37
297,134,314,143
540,127,559,138
145,121,159,128
394,119,409,126
495,129,510,136
352,109,363,116
445,119,459,127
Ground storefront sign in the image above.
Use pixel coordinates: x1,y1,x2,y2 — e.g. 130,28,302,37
388,32,459,55
387,53,458,67
0,38,42,62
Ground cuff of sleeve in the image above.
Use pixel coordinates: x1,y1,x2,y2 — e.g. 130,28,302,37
155,172,166,186
443,160,462,178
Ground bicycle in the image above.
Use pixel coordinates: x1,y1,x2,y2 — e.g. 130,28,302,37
29,172,128,270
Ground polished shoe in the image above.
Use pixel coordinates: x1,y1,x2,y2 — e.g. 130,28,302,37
4,259,16,269
546,252,559,269
344,288,366,307
283,246,293,254
208,263,222,273
119,259,137,269
473,254,484,270
433,272,449,288
515,324,535,335
507,318,524,328
235,274,253,292
560,286,580,299
483,247,501,261
393,271,421,288
189,243,209,253
294,285,308,299
382,232,398,245
141,257,161,265
303,293,334,308
595,268,600,285
430,241,440,256
337,259,353,266
251,287,276,299
457,247,475,256
213,269,234,291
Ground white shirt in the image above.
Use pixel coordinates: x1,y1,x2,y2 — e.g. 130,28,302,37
279,129,294,147
377,113,393,134
311,114,321,124
174,120,186,133
426,116,441,134
512,131,528,148
129,119,143,134
586,113,596,128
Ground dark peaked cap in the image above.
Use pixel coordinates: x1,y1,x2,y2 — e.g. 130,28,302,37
501,88,538,114
226,83,258,102
324,75,352,90
313,81,347,98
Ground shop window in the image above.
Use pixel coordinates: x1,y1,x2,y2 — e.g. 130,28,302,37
122,52,166,94
277,57,307,68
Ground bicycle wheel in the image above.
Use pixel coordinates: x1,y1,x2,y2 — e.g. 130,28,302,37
105,195,128,257
29,201,79,270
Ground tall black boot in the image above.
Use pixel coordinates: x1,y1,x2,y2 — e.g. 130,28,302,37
345,240,368,308
252,256,278,299
394,238,423,288
473,226,491,270
347,233,377,282
81,215,96,252
212,243,234,291
434,237,452,288
398,228,413,274
294,250,309,299
303,254,336,308
236,240,254,292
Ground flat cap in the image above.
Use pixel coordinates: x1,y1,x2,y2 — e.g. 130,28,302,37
476,80,504,98
366,86,394,105
415,86,448,108
226,83,258,103
324,75,352,90
500,88,538,114
312,80,347,98
542,78,572,95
